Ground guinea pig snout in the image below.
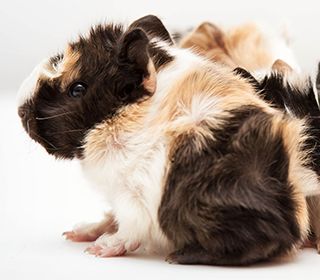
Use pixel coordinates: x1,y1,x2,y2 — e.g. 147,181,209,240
18,105,32,120
17,104,35,133
18,107,26,118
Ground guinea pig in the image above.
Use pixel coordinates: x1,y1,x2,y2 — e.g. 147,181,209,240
179,21,299,72
234,60,320,253
17,15,319,265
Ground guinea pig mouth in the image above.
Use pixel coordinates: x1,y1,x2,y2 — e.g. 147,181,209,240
18,104,54,151
18,104,84,159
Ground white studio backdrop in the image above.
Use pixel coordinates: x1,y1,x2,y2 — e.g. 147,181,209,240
1,0,320,94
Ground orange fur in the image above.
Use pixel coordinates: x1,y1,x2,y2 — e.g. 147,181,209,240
180,22,276,71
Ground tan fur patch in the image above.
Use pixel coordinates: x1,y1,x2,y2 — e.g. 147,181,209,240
59,45,81,90
143,60,157,94
84,59,277,164
147,60,279,157
180,22,226,52
180,22,275,71
39,45,81,91
224,23,273,71
179,22,236,68
153,62,275,135
84,100,151,164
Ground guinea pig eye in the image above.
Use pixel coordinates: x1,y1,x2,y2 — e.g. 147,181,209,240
69,82,87,98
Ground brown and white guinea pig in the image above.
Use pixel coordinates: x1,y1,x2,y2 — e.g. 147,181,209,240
234,60,320,253
179,21,300,72
17,15,320,265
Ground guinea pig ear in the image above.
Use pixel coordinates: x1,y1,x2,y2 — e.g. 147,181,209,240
119,28,156,94
233,67,260,89
129,15,173,45
271,59,294,74
180,22,226,50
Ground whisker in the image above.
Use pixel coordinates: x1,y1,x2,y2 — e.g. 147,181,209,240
47,129,85,135
46,144,83,151
30,131,83,151
27,119,30,134
30,131,58,150
36,111,75,120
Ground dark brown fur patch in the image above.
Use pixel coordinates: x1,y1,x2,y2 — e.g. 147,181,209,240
159,106,301,265
241,67,320,250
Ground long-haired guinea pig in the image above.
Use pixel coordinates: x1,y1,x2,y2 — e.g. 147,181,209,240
179,21,299,72
18,15,320,265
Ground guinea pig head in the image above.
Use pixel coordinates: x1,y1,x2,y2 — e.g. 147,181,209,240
17,15,173,159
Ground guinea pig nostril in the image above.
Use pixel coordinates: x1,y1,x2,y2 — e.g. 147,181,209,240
18,107,27,119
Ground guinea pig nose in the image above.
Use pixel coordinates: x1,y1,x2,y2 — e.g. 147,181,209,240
18,106,29,119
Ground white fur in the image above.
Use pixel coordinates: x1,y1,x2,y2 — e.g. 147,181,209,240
298,167,320,197
17,58,62,106
169,93,223,131
17,60,47,106
82,131,172,253
148,47,205,118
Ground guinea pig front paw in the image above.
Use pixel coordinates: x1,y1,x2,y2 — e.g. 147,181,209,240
63,222,102,242
63,230,98,242
63,216,118,243
85,234,140,258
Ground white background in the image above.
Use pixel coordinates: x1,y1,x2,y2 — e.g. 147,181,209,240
1,0,320,279
1,0,320,92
